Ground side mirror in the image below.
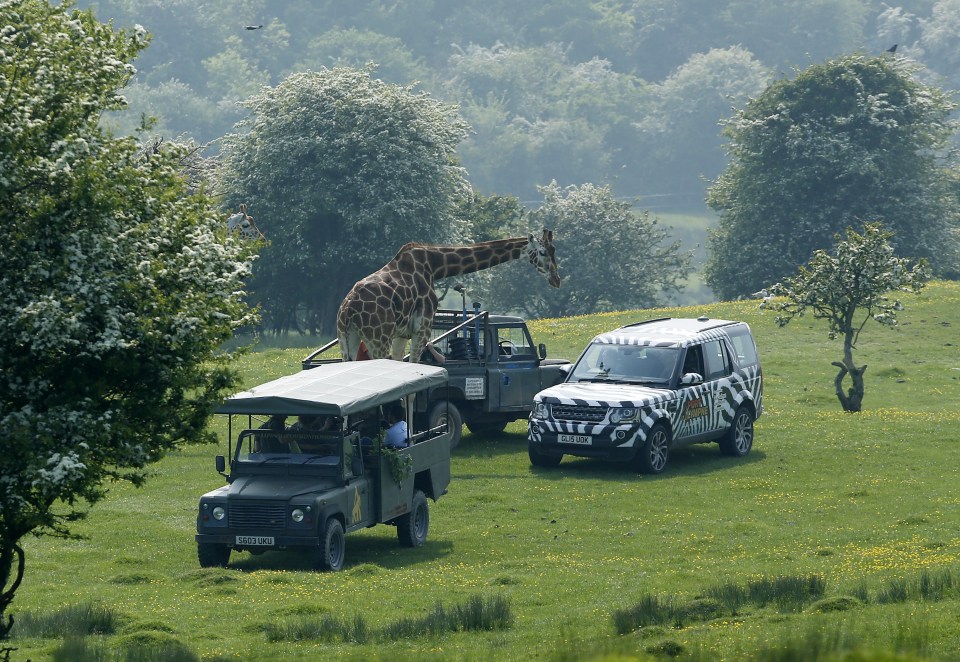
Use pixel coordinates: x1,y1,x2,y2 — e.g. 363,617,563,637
538,343,547,359
215,455,226,474
680,373,703,386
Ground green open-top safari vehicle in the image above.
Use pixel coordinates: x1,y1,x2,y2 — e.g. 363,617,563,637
196,359,452,571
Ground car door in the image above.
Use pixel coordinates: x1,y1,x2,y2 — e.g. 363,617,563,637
675,340,731,442
700,338,734,435
489,325,541,411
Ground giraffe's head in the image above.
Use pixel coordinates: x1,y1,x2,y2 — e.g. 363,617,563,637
527,229,561,288
226,203,266,241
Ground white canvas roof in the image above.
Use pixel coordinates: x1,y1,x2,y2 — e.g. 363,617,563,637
216,359,448,416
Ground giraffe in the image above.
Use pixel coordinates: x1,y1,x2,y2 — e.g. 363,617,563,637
226,204,265,240
337,230,560,363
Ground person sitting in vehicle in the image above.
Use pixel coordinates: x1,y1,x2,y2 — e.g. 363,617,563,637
289,414,338,453
682,347,704,379
383,403,408,449
254,415,296,453
420,342,446,365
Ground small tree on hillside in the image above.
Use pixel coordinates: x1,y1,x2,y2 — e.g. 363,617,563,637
768,223,929,412
0,1,256,649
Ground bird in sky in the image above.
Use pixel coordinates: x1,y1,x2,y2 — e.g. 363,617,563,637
886,44,897,53
244,24,263,30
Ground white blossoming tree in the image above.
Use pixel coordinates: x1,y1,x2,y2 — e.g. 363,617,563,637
217,66,472,335
0,1,257,647
768,223,929,412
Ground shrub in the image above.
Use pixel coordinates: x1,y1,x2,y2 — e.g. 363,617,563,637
917,568,953,602
612,594,685,634
703,582,749,614
264,613,368,644
12,602,120,639
876,577,909,604
746,574,826,612
380,594,512,639
263,594,511,643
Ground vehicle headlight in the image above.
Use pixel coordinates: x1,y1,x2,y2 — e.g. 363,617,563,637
609,408,639,424
533,402,549,419
212,506,226,521
291,508,305,523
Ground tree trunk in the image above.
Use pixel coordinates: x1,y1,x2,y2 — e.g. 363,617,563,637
832,360,867,412
0,539,25,653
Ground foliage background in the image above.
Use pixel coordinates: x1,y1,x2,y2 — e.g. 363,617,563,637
82,0,960,207
68,0,960,330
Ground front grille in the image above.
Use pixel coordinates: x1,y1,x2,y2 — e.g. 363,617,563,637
551,404,607,423
230,503,286,531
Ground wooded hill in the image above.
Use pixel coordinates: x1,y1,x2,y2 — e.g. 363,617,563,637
83,0,958,207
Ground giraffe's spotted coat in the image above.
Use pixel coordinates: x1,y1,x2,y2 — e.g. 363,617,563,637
337,231,560,363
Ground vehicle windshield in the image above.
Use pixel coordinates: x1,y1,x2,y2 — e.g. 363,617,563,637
569,343,678,385
234,429,344,468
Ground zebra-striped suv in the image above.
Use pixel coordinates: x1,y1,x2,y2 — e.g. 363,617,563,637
527,316,762,474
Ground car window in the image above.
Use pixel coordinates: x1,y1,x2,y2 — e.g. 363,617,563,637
702,339,730,381
497,326,534,357
571,343,676,382
727,326,759,367
682,345,703,376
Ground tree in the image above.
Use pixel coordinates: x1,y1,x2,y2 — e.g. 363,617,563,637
767,223,929,412
705,53,959,302
293,28,430,87
0,0,257,648
636,46,770,197
445,43,650,200
479,182,694,318
217,66,472,335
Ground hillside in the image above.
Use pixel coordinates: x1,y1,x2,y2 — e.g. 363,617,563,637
12,280,960,660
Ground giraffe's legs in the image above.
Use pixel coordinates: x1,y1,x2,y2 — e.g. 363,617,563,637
390,337,409,361
409,322,435,364
339,326,361,362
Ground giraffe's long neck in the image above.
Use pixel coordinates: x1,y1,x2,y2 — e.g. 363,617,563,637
425,237,528,279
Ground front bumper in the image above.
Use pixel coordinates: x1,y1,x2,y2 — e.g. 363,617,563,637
196,532,320,550
528,419,640,461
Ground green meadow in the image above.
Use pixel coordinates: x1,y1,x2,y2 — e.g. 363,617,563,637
11,281,960,661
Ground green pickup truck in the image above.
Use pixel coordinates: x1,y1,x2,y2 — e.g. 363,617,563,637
303,309,570,447
196,360,452,571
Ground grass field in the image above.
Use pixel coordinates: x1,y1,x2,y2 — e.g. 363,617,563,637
10,281,960,661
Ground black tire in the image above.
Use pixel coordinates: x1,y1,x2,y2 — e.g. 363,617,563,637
528,442,562,467
465,419,508,436
719,405,754,457
633,422,670,474
428,400,463,449
197,542,230,568
314,517,345,572
397,490,429,547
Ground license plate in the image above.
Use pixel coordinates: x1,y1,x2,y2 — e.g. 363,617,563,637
559,433,591,445
236,535,274,546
